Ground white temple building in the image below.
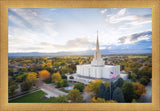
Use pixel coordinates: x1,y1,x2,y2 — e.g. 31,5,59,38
67,32,121,84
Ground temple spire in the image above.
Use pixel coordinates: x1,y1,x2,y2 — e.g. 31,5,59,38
91,31,105,66
96,31,99,51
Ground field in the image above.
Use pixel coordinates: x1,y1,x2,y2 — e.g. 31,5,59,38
9,90,56,103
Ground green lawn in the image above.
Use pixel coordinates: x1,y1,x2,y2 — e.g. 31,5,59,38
9,90,56,103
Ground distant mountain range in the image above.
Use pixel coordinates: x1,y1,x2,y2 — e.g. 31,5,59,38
8,51,93,57
8,49,152,57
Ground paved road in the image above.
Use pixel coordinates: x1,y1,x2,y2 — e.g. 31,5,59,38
82,92,91,103
137,79,152,103
40,83,68,98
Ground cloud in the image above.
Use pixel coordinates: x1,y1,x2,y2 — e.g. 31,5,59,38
18,47,44,50
40,37,97,52
107,14,152,25
108,46,112,50
127,19,152,25
100,9,107,14
9,8,41,26
134,14,152,19
107,15,138,24
118,31,152,44
117,8,126,16
8,14,27,28
8,8,59,53
106,8,152,25
9,8,57,38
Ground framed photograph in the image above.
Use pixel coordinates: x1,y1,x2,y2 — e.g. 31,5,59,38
0,0,160,111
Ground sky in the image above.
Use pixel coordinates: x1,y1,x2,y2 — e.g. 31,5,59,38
8,8,152,54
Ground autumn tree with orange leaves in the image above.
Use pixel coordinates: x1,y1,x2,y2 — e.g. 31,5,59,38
132,82,146,99
39,70,50,81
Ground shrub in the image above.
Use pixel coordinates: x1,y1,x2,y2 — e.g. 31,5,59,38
132,99,137,103
91,97,106,103
106,100,117,103
74,83,85,92
69,76,74,79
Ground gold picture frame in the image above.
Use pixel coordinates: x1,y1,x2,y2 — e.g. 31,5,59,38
0,0,160,111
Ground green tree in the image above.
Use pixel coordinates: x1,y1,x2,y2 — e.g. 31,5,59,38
105,86,111,100
62,79,69,87
8,79,18,97
55,81,62,88
21,81,32,92
141,66,152,78
121,82,135,102
74,83,85,92
112,87,125,103
139,78,148,85
85,79,103,96
98,83,107,99
131,73,137,82
9,85,18,97
55,79,68,88
8,68,14,76
114,78,124,88
56,95,68,103
44,66,54,74
69,63,76,73
104,81,110,87
52,72,62,83
67,89,84,103
15,73,28,82
110,82,116,99
60,61,66,66
131,73,137,78
128,71,132,79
